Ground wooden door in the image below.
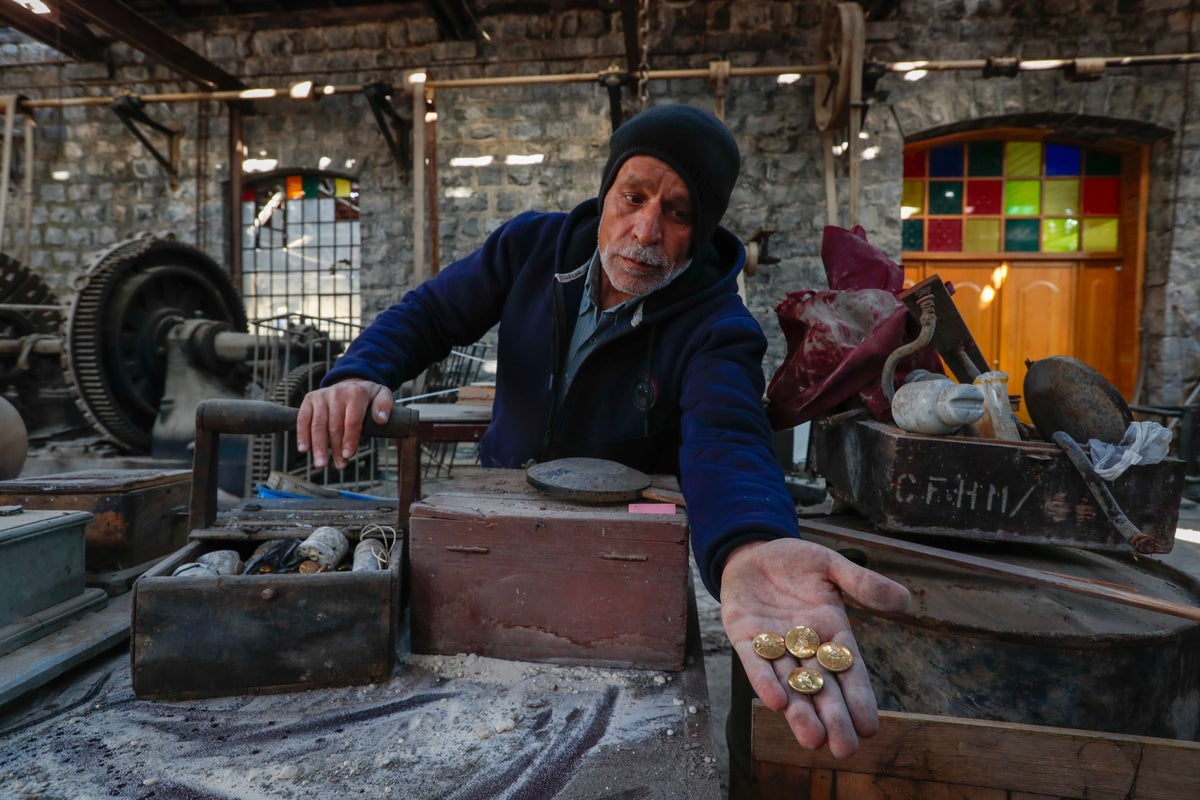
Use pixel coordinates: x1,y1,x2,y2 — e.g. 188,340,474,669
904,260,1106,422
999,261,1075,409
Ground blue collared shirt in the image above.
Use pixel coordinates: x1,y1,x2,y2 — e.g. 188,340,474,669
556,250,643,410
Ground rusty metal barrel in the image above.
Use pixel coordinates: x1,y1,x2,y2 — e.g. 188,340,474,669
831,535,1200,741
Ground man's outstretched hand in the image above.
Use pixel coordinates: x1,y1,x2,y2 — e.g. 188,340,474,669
296,379,394,470
720,537,911,758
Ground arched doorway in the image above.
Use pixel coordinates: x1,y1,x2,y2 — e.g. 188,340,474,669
900,130,1147,413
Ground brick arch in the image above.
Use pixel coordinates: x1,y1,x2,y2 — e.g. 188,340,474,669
905,111,1172,148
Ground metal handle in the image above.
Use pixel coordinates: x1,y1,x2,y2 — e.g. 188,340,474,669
195,398,419,439
190,398,420,531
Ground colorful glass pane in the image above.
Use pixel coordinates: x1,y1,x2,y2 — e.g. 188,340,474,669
964,219,1000,252
1043,179,1079,215
1085,150,1122,176
902,180,925,215
1082,218,1119,251
903,151,926,178
902,219,925,251
929,181,963,215
286,175,305,199
1005,142,1041,177
1004,219,1039,251
302,175,320,198
1045,144,1081,176
930,144,965,177
1004,180,1041,215
1082,178,1120,215
967,141,1004,176
334,178,353,198
965,180,1002,215
1042,218,1079,252
928,219,962,251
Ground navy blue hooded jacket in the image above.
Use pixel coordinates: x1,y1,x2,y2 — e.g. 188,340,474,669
323,199,800,597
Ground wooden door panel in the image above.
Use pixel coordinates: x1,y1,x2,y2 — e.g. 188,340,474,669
1075,262,1126,395
1001,263,1075,412
903,259,1129,413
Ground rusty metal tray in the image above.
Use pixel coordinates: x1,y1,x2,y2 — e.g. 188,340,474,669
809,418,1184,553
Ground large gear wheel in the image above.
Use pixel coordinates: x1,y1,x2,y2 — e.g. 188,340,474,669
0,253,60,338
61,233,248,453
0,254,81,436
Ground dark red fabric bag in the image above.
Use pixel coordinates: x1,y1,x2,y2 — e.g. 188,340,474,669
765,225,943,429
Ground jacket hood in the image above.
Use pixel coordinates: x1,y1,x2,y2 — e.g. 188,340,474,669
556,198,746,322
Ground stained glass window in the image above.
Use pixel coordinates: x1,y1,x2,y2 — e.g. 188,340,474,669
901,139,1122,254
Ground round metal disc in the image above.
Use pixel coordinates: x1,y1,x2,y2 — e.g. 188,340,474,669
525,457,651,504
1022,356,1132,445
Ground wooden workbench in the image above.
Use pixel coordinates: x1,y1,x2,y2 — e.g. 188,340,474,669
0,584,720,800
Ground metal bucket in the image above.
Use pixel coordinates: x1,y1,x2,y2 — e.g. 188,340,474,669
826,535,1200,740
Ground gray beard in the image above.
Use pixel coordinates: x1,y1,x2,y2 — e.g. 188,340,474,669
598,240,689,298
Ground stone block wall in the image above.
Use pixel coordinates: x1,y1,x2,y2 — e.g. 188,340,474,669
0,0,1196,407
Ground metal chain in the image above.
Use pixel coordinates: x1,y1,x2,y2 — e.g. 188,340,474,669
637,0,651,111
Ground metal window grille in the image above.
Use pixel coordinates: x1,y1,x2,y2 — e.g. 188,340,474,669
241,170,361,331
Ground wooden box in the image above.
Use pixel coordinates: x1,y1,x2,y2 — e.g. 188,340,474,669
408,470,690,670
751,704,1200,800
810,418,1184,552
0,469,191,579
130,399,418,701
130,519,403,701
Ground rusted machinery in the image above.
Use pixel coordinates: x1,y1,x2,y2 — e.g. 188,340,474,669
0,233,341,487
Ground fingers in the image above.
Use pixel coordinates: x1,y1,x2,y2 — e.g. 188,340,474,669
733,640,789,711
370,389,394,425
827,554,912,615
296,380,389,470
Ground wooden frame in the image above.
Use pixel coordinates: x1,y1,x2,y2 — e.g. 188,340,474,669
752,704,1200,800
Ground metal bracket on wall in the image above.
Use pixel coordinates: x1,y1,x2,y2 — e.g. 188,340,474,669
363,82,411,172
110,94,182,191
598,68,626,133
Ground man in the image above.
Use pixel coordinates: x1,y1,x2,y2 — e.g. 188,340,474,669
298,103,910,764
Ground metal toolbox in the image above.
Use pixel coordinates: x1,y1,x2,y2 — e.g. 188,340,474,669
810,418,1185,552
0,507,104,656
130,399,418,701
408,470,691,671
0,469,191,581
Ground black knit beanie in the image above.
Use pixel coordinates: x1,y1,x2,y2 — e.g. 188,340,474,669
598,103,740,253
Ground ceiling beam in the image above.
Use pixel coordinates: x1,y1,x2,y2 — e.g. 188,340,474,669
421,0,482,41
52,0,246,90
0,3,106,63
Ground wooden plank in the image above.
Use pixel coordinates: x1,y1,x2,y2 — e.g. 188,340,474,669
751,760,810,800
752,705,1200,800
799,518,1200,624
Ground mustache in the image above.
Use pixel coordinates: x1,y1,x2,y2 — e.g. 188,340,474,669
607,242,678,270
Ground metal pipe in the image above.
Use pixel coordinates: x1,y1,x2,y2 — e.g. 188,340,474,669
0,97,15,254
16,49,1200,110
0,337,62,356
412,80,427,286
21,113,33,267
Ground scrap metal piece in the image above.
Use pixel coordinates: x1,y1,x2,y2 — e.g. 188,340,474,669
1023,356,1133,445
898,275,990,383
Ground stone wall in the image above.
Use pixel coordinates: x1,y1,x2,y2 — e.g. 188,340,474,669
0,0,1196,406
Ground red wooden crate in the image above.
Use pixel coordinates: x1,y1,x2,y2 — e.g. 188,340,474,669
408,470,690,670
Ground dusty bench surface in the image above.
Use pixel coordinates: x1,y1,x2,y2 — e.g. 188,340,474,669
0,614,719,800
